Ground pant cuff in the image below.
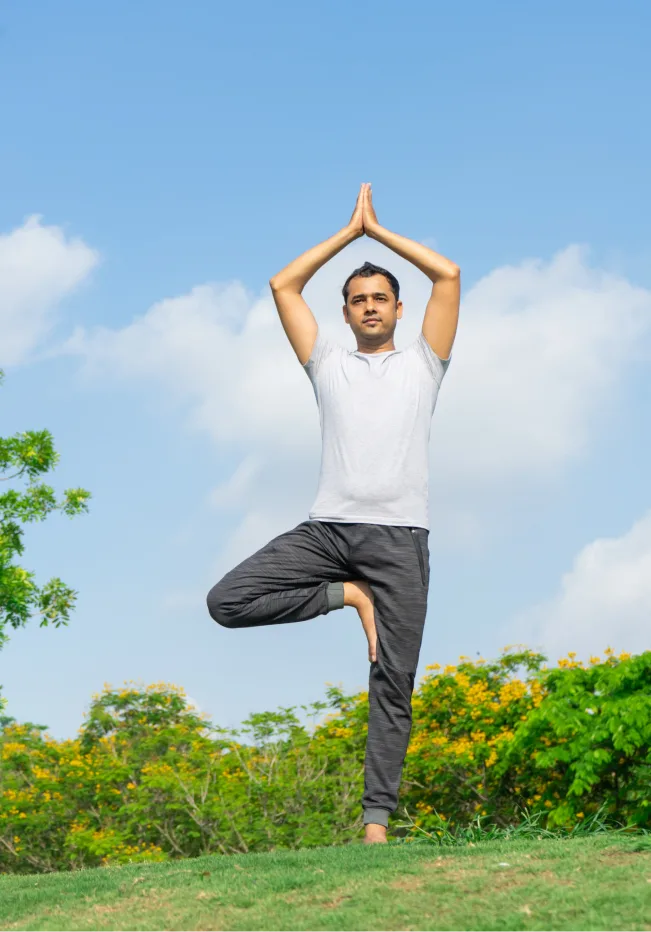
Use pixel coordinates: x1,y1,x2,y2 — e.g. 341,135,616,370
326,581,345,612
363,807,390,828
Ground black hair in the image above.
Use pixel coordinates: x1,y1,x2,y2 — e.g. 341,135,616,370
342,261,400,304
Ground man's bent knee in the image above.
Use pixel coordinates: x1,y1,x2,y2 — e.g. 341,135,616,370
206,582,243,629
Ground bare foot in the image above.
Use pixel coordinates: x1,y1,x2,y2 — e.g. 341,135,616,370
343,580,377,662
363,824,387,844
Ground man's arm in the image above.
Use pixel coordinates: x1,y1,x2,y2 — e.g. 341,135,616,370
362,186,460,361
269,184,366,365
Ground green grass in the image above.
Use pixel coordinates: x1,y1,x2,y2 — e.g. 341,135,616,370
1,835,650,931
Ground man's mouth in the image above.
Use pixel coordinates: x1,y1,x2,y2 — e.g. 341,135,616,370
364,318,380,325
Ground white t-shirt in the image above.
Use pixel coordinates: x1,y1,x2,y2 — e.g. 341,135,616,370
303,330,449,531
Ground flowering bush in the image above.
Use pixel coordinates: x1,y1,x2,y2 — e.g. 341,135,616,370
499,649,651,828
397,646,651,834
0,682,363,872
1,648,648,873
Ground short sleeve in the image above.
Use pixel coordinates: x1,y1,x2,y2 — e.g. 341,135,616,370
303,328,336,383
411,332,451,386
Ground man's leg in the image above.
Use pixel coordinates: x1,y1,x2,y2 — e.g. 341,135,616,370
207,521,352,629
351,525,429,842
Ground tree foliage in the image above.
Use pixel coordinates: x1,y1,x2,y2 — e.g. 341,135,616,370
0,369,90,650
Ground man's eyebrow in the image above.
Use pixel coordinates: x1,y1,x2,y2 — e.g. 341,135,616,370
352,291,389,299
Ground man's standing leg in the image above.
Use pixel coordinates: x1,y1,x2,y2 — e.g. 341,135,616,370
351,524,429,842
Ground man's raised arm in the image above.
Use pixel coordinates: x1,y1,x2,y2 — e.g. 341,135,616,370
362,186,460,361
269,184,366,365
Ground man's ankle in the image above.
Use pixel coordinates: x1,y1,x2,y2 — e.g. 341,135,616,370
363,823,387,844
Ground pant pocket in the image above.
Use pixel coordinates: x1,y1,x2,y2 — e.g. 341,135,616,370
410,528,426,586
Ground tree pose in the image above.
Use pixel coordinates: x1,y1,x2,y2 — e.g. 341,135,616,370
207,184,460,843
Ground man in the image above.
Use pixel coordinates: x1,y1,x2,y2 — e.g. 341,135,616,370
207,183,460,844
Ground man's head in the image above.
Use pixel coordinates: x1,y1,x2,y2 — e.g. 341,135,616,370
342,262,403,347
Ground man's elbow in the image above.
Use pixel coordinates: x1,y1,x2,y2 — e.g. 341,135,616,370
270,276,301,295
445,263,461,280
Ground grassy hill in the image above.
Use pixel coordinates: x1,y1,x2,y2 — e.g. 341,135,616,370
1,835,650,931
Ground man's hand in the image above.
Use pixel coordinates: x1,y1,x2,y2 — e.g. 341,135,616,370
347,183,366,239
362,183,381,238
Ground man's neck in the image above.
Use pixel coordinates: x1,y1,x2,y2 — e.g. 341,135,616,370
355,339,396,355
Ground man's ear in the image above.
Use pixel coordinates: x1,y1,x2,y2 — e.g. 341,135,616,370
396,300,404,320
342,304,350,323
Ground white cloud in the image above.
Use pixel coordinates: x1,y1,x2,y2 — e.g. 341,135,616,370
434,245,650,485
208,455,263,511
64,239,651,559
513,511,651,659
65,280,321,452
0,216,98,366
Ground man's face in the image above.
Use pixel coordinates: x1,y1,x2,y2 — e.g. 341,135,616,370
343,274,402,343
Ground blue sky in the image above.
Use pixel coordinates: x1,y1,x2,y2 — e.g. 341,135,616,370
1,0,650,737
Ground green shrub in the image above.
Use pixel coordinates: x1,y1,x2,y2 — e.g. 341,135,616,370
1,649,648,873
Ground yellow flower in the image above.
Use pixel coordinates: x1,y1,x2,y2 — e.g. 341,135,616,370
619,652,631,661
425,663,441,671
499,680,526,704
576,812,584,819
589,655,601,665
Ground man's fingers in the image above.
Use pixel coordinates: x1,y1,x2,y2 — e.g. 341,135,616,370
363,183,373,214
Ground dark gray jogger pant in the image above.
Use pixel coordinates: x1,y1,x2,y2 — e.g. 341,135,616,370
206,520,430,827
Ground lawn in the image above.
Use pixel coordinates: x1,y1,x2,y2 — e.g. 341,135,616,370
1,835,650,931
